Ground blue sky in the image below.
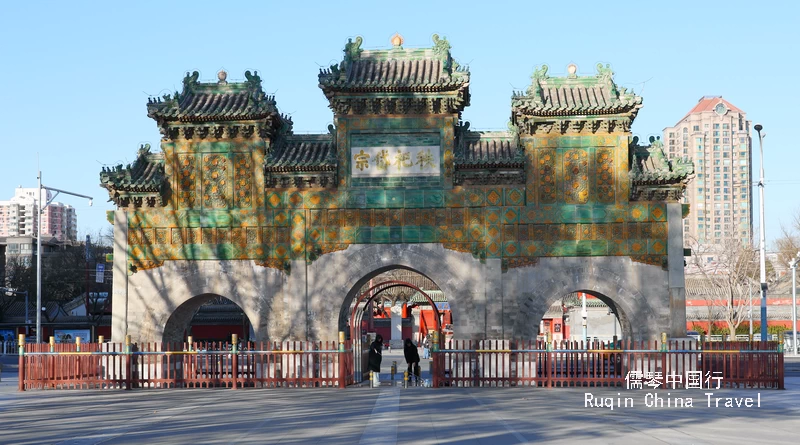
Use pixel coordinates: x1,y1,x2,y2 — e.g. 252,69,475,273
1,1,797,246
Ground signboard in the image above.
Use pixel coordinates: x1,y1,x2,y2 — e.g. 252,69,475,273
351,145,440,177
435,302,450,311
54,329,91,343
96,263,105,283
0,329,15,342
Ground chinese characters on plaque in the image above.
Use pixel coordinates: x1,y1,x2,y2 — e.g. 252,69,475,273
351,146,440,177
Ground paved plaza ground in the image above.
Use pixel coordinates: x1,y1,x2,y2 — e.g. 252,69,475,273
1,352,799,444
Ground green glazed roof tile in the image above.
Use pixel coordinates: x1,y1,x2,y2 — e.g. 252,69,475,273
512,63,642,117
319,35,469,93
147,70,279,122
455,131,524,169
265,134,337,172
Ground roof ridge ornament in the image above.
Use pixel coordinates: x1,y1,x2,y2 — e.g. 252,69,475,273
343,36,363,64
567,63,578,79
390,33,403,49
596,63,618,98
527,65,548,102
217,70,228,85
596,63,613,81
183,71,200,91
244,70,262,87
432,34,455,72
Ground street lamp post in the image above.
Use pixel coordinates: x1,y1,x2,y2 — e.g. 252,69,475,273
581,292,588,343
790,252,800,355
36,171,92,343
754,124,767,341
748,280,753,339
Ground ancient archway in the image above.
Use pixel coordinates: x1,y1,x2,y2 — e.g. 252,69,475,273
102,36,689,346
534,290,630,344
511,264,661,341
348,279,442,343
163,293,254,343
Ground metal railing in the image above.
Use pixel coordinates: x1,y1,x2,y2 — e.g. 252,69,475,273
433,339,783,389
1,341,18,356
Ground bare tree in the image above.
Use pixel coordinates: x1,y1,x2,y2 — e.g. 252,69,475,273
688,237,759,338
0,257,35,319
774,208,800,268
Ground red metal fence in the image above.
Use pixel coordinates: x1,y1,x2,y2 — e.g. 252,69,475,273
19,341,354,391
433,340,783,389
17,338,783,391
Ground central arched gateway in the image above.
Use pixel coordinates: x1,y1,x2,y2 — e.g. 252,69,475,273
346,279,444,383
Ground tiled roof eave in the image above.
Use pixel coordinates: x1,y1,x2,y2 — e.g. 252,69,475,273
319,83,467,94
631,176,690,186
265,165,337,173
455,162,524,169
147,112,277,123
113,185,162,192
513,105,639,117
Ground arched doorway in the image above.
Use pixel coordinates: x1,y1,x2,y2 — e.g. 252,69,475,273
535,290,632,345
339,267,448,383
163,293,254,344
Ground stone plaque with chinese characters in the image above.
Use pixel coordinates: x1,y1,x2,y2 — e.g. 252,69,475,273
351,145,440,177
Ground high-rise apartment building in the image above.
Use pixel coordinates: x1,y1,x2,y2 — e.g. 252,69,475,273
663,96,752,248
0,187,77,242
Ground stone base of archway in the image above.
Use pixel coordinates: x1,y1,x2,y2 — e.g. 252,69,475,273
113,249,684,345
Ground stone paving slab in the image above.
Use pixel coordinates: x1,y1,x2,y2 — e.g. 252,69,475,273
1,354,799,444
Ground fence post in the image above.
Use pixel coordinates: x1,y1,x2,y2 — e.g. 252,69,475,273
231,334,238,390
432,331,440,388
125,335,132,390
338,331,346,389
49,336,55,353
76,336,81,353
18,334,25,392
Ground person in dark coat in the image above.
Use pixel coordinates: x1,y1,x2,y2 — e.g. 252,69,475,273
368,334,383,374
404,338,421,381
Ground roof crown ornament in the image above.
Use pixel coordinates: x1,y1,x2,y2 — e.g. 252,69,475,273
390,33,403,49
567,63,578,79
217,70,228,85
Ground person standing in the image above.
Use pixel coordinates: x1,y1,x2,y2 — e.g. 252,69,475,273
422,335,430,359
368,334,383,384
404,338,421,383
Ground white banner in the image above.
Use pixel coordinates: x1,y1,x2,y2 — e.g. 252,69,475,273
351,145,440,177
54,329,91,343
96,263,105,283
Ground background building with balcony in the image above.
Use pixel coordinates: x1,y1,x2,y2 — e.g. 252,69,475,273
663,96,752,254
0,187,77,242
